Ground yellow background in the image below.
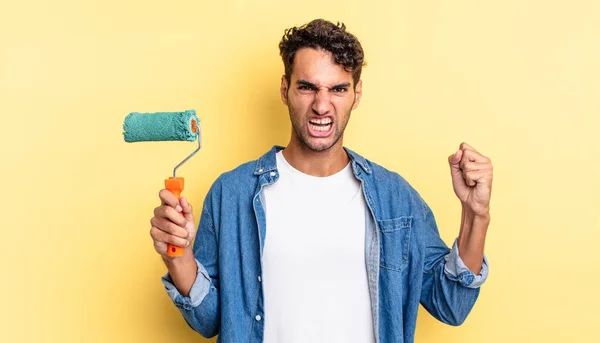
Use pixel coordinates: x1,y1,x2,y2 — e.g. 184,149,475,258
2,1,599,342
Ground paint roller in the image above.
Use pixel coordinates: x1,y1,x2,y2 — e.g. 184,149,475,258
123,109,201,257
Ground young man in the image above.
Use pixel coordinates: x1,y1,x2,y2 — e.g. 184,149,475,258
150,19,492,343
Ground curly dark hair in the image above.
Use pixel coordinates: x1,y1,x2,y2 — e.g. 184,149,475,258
279,19,365,87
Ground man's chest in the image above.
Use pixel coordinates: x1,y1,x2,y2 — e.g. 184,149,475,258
262,178,367,269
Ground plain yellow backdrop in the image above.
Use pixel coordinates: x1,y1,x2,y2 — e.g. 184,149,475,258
1,1,599,342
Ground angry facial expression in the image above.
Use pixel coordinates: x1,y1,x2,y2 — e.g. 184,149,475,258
281,48,362,152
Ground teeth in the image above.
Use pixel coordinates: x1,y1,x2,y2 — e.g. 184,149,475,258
309,118,332,125
310,123,331,132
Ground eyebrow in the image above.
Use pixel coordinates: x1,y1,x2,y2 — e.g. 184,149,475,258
296,80,352,89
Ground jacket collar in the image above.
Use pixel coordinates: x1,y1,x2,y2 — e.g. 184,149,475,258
254,145,371,176
253,145,284,175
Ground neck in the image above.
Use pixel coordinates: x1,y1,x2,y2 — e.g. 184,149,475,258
282,137,350,177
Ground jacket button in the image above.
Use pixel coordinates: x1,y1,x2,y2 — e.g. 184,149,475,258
270,172,276,176
258,276,261,282
255,315,261,321
258,169,263,173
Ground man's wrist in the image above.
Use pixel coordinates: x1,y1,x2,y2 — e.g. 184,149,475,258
461,204,491,223
457,206,490,266
162,247,195,267
162,247,198,297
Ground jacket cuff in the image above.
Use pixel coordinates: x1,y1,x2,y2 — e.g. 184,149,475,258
443,239,489,288
161,259,212,309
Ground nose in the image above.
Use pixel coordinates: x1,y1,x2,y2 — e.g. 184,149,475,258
312,88,331,115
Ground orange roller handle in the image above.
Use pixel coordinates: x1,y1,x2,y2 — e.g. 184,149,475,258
165,177,186,257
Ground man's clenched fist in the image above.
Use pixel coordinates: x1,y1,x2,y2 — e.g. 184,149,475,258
448,142,494,217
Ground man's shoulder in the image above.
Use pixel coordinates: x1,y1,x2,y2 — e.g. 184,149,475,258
347,147,426,207
209,147,278,190
347,147,414,190
368,160,419,195
211,159,258,189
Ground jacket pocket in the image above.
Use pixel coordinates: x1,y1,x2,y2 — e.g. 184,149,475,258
378,216,412,272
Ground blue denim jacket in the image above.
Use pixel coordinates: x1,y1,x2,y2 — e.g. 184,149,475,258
162,146,488,343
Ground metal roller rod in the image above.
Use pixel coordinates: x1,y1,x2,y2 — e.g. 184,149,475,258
173,124,202,178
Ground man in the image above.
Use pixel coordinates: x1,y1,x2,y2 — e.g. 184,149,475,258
150,19,492,343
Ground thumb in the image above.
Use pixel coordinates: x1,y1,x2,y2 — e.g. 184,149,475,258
448,149,465,183
180,197,194,223
448,149,463,167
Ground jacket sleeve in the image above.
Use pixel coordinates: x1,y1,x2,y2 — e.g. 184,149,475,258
418,200,489,326
161,192,221,337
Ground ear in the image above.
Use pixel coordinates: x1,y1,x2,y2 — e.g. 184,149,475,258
280,75,289,106
351,79,363,110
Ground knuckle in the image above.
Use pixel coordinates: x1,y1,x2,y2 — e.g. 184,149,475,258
155,205,169,218
162,206,172,218
153,241,166,254
149,226,160,240
162,207,176,223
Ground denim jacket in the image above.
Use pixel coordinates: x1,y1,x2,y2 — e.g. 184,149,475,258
162,145,488,343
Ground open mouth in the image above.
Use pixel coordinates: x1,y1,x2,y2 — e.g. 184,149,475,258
309,118,333,132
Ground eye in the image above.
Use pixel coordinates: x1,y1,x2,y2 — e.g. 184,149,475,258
298,85,313,91
331,87,348,93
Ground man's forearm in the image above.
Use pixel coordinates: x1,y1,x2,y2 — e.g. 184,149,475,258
163,247,198,297
457,206,490,274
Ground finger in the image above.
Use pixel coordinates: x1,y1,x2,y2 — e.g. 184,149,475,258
463,170,492,187
153,240,168,255
460,142,480,154
462,169,478,187
448,149,463,166
159,189,183,212
449,150,465,186
150,217,190,239
154,205,188,227
461,148,490,164
150,226,190,249
180,197,195,223
459,160,492,172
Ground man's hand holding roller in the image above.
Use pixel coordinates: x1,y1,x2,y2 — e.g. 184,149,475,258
149,189,198,296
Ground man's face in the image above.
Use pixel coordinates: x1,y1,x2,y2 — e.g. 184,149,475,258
280,48,362,152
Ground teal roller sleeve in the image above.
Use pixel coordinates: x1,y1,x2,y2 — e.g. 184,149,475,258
123,109,199,142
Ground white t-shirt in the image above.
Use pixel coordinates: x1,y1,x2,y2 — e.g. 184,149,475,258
262,151,375,343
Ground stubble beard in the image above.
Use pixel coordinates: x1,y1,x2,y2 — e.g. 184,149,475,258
288,107,352,153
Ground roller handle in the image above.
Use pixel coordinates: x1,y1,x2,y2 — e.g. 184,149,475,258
165,177,186,257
